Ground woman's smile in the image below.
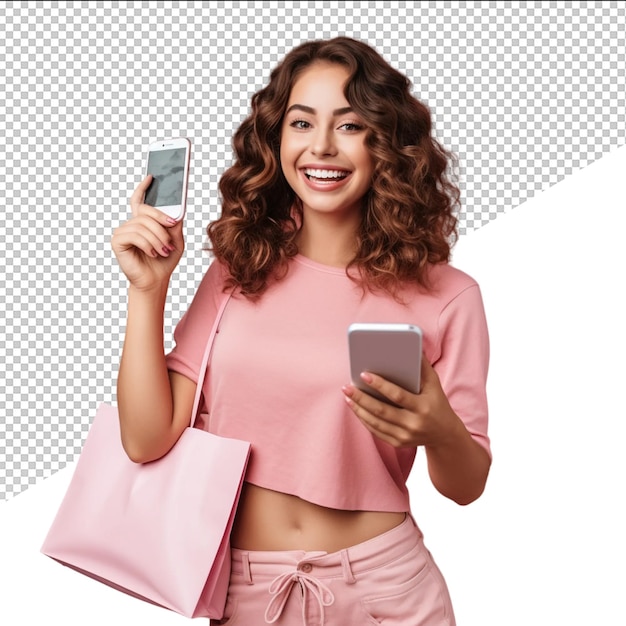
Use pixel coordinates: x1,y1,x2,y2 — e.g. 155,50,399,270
301,166,353,190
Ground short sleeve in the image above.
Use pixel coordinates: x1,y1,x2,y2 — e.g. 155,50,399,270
165,259,226,384
433,283,491,458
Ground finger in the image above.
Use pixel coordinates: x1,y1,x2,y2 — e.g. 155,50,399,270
133,212,181,247
167,216,185,245
343,382,406,429
354,414,402,447
129,174,153,214
358,371,415,410
132,214,178,248
113,220,175,258
132,204,186,238
112,229,160,259
420,351,441,390
342,385,411,447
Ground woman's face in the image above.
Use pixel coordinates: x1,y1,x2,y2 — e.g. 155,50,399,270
280,62,374,223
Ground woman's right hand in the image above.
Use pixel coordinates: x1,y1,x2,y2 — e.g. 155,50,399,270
111,175,185,293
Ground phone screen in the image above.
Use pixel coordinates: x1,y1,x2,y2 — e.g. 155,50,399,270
145,148,187,207
348,323,423,401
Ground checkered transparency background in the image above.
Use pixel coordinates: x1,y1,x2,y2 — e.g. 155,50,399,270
1,1,624,501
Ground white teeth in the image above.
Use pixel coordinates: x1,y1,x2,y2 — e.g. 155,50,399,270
304,168,348,179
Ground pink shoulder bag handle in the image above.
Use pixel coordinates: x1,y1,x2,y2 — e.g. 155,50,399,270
41,285,250,620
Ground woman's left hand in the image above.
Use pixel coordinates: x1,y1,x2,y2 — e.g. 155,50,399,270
342,353,460,449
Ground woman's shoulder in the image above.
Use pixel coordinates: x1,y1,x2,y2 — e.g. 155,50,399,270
173,256,231,322
423,261,481,302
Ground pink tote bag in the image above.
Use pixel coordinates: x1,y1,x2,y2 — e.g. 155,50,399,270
41,291,250,619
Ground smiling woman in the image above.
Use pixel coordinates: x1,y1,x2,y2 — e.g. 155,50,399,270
112,36,491,625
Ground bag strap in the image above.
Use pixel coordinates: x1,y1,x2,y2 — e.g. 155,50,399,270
189,288,233,428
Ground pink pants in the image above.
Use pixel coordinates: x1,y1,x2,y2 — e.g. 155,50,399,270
214,515,456,625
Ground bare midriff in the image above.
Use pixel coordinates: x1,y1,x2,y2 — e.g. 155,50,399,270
230,483,407,553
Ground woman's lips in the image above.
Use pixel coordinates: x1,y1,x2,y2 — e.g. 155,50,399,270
301,167,352,190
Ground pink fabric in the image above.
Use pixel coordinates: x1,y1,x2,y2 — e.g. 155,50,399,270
166,254,490,512
214,515,456,625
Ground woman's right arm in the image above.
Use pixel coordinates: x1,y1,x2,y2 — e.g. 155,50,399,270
111,176,196,463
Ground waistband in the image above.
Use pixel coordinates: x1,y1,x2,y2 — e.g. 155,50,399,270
230,513,422,582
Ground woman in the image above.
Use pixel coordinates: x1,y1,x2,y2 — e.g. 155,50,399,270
112,36,491,625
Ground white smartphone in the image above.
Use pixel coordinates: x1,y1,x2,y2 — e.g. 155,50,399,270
348,322,423,403
144,137,191,221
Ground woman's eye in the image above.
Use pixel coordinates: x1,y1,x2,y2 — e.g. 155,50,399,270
290,119,311,129
340,122,364,132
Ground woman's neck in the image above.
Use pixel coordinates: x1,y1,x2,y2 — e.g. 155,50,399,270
296,213,359,268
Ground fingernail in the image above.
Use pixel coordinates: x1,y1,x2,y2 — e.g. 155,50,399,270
360,372,373,383
167,217,177,225
161,246,171,256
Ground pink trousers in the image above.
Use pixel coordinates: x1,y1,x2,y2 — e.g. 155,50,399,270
213,515,456,625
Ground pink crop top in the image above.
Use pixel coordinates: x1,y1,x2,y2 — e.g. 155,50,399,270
165,254,491,513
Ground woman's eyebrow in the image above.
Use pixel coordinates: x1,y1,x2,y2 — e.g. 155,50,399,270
285,104,354,116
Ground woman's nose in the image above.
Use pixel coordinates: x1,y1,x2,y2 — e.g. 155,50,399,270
310,128,338,157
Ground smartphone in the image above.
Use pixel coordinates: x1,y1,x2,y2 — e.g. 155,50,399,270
144,137,191,221
348,322,423,403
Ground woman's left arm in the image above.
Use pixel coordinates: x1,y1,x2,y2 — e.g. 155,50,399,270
417,355,491,504
342,353,491,505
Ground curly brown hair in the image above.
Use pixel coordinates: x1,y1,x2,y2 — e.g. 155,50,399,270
208,36,459,299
